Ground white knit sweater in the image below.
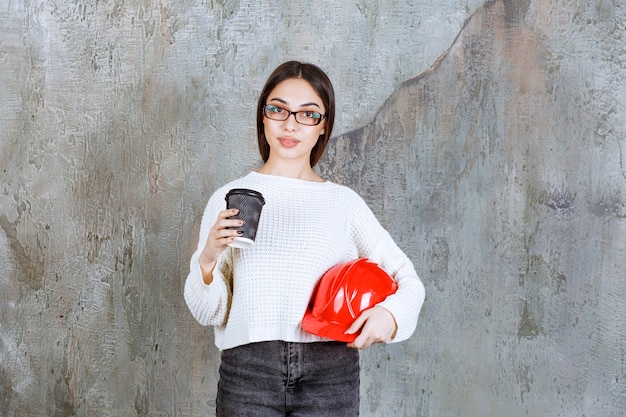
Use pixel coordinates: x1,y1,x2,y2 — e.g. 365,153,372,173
184,171,425,350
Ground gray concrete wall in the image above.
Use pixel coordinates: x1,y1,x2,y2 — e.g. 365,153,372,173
1,0,624,416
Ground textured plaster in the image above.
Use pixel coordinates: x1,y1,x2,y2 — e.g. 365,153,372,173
1,0,625,416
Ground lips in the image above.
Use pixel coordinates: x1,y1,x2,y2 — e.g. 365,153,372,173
278,137,299,148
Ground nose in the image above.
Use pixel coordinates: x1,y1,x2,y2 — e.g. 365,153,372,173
283,112,299,130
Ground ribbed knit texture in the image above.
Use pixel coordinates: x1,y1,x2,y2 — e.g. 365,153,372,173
184,172,425,350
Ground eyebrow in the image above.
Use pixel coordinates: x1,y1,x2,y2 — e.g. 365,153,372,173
269,97,321,109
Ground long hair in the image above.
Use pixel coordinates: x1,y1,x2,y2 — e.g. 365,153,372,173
256,61,335,167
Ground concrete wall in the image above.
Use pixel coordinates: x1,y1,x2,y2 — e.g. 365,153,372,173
1,0,624,416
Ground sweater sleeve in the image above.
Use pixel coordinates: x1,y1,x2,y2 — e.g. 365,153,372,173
349,192,425,343
183,191,233,327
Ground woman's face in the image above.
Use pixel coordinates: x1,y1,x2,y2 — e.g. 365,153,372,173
262,78,326,167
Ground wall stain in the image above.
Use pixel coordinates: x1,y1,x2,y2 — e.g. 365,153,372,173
518,301,542,339
53,374,74,416
157,0,176,45
516,363,533,402
428,237,450,292
87,231,111,264
539,186,576,215
591,191,626,219
0,214,44,290
0,366,14,413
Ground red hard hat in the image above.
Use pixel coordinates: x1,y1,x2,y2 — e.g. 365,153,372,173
302,258,398,342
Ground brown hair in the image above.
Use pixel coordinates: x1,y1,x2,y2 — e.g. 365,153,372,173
256,61,335,167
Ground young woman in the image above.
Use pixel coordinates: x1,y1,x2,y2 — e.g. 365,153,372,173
184,61,425,417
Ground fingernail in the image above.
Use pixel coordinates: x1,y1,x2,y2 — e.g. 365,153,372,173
237,231,244,235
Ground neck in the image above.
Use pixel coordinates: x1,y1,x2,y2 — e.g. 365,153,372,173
257,159,324,182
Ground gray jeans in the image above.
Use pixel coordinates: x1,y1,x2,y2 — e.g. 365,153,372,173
216,341,360,416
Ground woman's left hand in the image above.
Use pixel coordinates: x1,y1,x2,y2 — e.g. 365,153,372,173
345,306,398,349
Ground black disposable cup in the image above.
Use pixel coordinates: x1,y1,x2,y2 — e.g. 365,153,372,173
225,188,265,249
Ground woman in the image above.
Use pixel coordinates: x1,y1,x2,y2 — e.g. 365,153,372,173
184,61,425,416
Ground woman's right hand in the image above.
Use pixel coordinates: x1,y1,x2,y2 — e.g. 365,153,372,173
198,208,244,284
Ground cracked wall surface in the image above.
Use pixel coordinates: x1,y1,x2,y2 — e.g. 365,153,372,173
1,0,625,416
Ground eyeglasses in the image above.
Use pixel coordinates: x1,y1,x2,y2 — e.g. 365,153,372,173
263,104,326,126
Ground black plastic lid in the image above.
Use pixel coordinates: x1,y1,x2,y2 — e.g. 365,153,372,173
225,188,265,204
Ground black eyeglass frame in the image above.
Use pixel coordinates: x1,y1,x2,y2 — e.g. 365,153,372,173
262,104,327,126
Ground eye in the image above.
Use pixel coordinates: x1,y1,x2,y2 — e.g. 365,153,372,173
301,111,321,120
267,105,285,114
